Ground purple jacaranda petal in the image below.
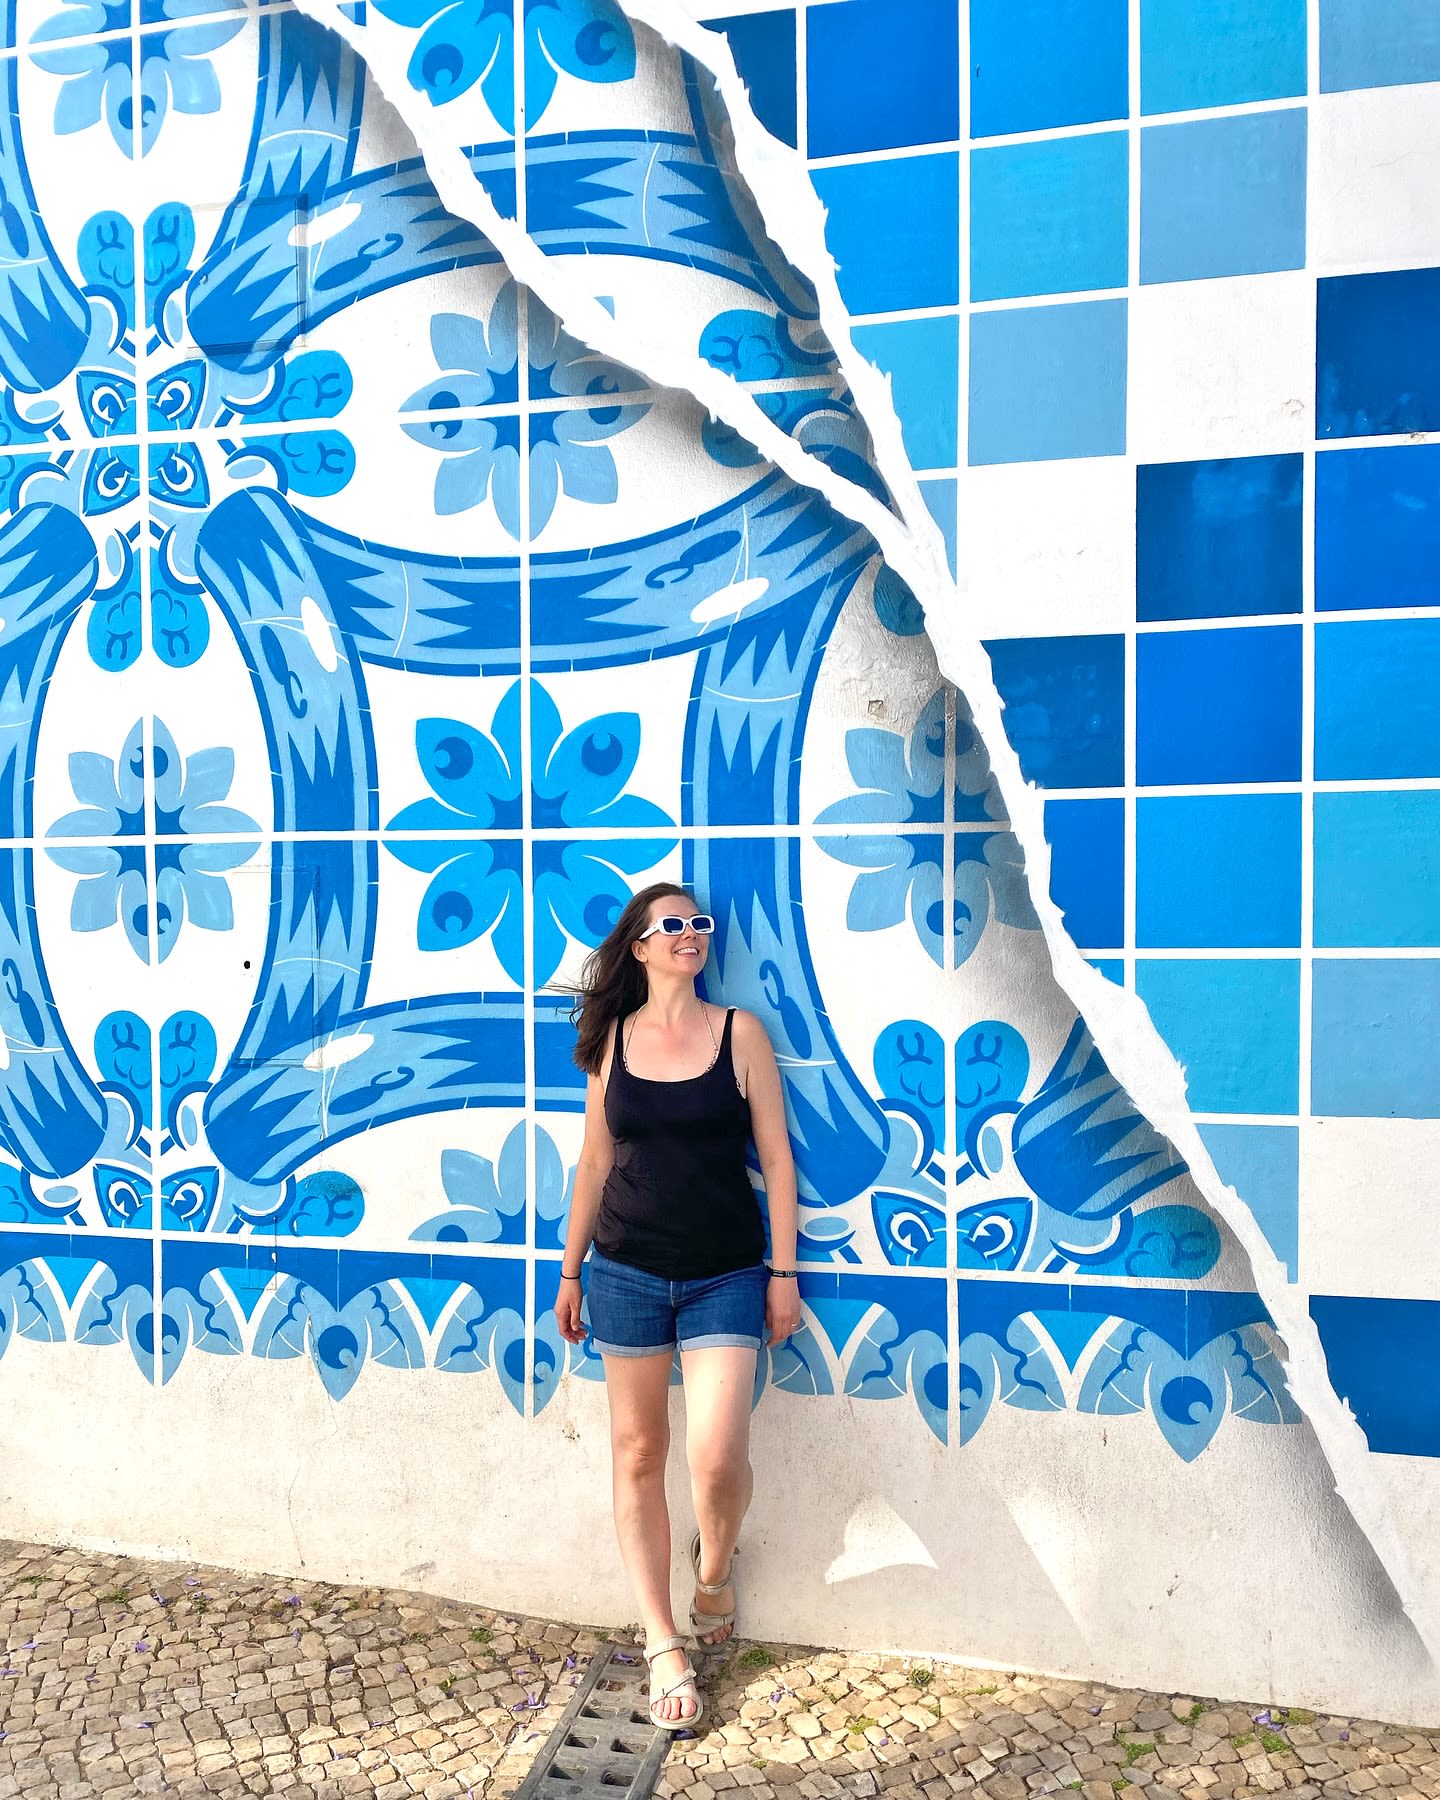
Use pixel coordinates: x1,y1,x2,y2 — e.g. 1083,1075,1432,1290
614,1652,635,1663
0,1670,16,1677
565,1655,576,1670
1340,1732,1350,1743
184,1578,200,1586
135,1641,149,1652
23,1639,37,1649
1089,1707,1102,1716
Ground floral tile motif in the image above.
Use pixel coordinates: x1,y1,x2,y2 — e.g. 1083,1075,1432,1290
0,0,1303,1472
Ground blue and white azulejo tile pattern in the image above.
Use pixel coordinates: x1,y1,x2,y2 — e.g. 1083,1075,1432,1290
0,0,1432,1470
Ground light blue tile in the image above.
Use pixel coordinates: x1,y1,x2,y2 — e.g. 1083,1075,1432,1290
1313,792,1440,949
853,316,959,471
1320,0,1440,91
1141,109,1307,285
1137,794,1301,948
1315,620,1440,780
971,133,1128,302
1311,960,1440,1116
969,300,1127,465
919,478,957,574
1138,958,1300,1113
1142,0,1306,113
812,154,960,314
1197,1122,1299,1278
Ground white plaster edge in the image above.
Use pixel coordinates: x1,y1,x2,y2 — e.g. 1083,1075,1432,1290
291,0,1440,1675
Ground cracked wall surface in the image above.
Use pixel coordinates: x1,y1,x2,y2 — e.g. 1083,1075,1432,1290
0,0,1438,1724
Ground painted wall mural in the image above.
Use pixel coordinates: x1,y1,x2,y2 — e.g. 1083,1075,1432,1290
1,0,1438,1685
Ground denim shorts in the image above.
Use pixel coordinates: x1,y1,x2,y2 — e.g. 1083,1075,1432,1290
585,1249,768,1357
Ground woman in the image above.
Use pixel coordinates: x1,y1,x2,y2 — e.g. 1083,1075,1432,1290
554,882,801,1732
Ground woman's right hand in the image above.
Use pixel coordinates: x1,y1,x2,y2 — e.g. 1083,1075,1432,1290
554,1276,587,1344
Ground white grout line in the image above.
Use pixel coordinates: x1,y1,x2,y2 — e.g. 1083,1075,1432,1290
1124,0,1141,1000
289,0,1440,1669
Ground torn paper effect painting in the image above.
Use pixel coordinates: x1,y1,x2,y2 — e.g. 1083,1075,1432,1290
2,0,1439,1720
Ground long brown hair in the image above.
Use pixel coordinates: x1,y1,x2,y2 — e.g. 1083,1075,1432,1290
567,882,699,1075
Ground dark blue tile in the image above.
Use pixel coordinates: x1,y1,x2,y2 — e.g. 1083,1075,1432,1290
1138,454,1303,621
1045,797,1125,949
1311,1295,1440,1456
712,8,798,147
984,635,1126,789
970,0,1129,136
1315,443,1440,611
1318,267,1440,439
1137,625,1302,785
808,0,958,156
812,154,961,314
1316,619,1440,780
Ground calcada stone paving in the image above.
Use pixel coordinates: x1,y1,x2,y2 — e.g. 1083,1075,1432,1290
3,1543,1439,1800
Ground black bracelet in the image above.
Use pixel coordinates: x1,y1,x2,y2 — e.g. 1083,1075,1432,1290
560,1271,583,1282
767,1267,799,1278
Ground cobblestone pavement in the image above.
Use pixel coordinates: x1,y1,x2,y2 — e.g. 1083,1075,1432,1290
3,1542,1438,1800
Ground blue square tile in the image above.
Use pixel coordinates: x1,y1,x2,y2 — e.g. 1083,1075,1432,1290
1311,959,1440,1116
852,316,959,470
1137,794,1301,947
1197,1122,1298,1278
1045,797,1124,948
968,300,1127,465
970,0,1129,136
1315,445,1440,611
1138,959,1300,1113
1141,0,1306,113
1138,454,1303,622
1310,1296,1440,1454
971,133,1128,301
1317,268,1440,439
1316,620,1440,780
712,9,797,147
1089,958,1126,983
1314,792,1440,949
919,477,958,573
984,634,1126,788
1141,109,1307,285
807,0,958,156
813,154,960,314
1320,0,1440,91
1137,624,1302,785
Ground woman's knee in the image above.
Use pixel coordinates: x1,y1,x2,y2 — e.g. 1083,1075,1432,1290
688,1440,749,1502
611,1422,669,1481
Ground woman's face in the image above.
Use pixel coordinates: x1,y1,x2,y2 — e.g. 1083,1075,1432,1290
634,894,709,976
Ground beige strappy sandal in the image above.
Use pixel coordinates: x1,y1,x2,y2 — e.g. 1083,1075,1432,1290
688,1530,737,1645
643,1635,704,1731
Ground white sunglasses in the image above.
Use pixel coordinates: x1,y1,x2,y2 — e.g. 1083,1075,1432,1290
635,913,716,940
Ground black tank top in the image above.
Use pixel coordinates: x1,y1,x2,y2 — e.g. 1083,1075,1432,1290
595,1007,767,1280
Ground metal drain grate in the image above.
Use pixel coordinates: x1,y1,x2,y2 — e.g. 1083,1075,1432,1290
512,1640,675,1800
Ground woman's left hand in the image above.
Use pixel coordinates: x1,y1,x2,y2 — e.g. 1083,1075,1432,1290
765,1276,802,1347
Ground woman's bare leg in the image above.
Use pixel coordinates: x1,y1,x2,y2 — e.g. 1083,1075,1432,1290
602,1351,695,1722
680,1345,758,1646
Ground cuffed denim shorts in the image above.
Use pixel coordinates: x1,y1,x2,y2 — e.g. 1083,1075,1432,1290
586,1248,768,1357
